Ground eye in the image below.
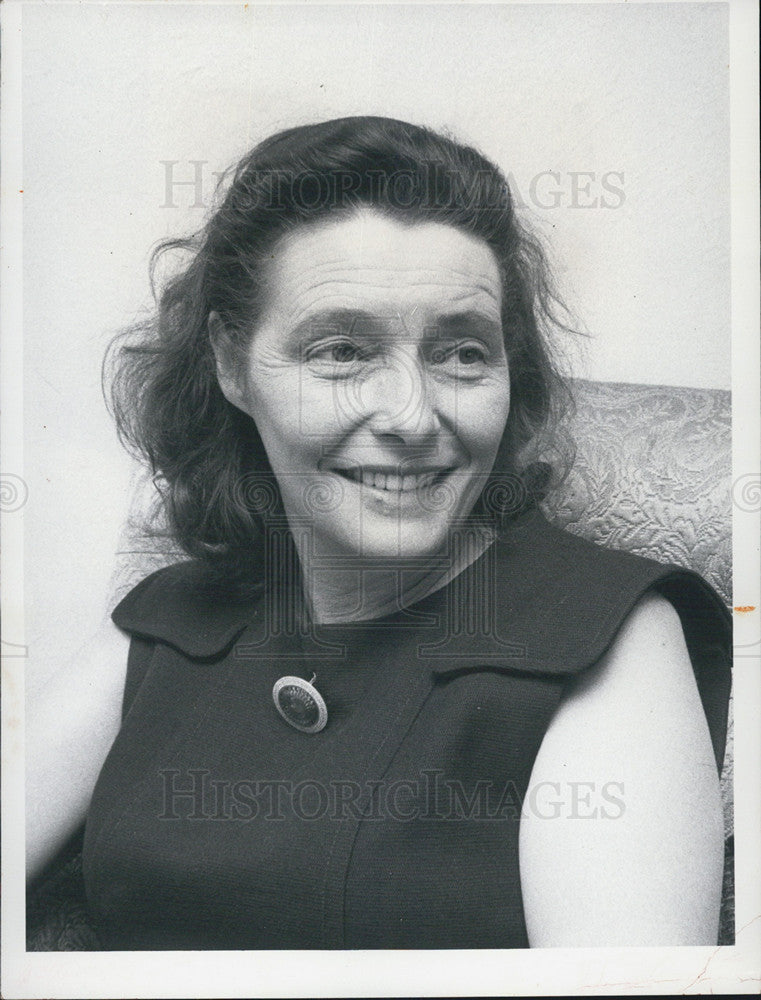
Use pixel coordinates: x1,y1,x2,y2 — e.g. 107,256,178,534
306,339,364,365
429,341,488,373
456,345,487,365
327,341,360,363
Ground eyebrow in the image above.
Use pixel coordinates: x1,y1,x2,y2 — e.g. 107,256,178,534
291,309,386,341
291,308,503,341
426,311,503,341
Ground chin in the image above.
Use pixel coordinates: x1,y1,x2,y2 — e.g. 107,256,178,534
324,516,454,563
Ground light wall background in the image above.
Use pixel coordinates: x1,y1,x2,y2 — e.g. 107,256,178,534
21,2,730,688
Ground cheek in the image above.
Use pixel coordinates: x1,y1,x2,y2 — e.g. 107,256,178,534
451,383,511,463
296,378,349,429
246,380,346,481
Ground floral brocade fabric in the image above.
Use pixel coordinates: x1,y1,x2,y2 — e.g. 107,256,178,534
542,380,731,607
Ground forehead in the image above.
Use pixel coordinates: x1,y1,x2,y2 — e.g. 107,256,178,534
261,210,502,327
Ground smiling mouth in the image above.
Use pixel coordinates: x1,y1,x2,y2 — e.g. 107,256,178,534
331,466,454,493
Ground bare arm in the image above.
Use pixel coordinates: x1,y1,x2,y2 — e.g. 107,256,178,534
26,619,130,883
519,593,724,947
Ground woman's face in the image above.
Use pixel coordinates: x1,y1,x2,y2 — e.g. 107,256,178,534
217,208,511,561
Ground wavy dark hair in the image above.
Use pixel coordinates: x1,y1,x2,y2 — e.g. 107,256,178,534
106,116,575,588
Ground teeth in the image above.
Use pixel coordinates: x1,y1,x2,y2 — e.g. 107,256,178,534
335,468,448,492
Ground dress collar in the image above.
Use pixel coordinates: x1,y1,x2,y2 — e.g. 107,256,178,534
112,507,729,676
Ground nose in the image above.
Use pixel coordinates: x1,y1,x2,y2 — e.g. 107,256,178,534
354,350,441,444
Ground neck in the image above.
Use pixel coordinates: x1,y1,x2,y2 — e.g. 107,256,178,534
291,522,497,625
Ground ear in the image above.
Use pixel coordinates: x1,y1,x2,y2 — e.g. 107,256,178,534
208,311,250,414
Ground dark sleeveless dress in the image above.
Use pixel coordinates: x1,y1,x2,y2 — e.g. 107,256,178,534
82,507,731,950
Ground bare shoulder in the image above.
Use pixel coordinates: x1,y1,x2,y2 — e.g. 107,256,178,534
32,618,132,731
26,618,132,881
29,616,131,722
555,592,704,724
519,592,725,947
70,617,133,686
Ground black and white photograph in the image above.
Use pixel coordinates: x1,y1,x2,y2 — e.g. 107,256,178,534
2,0,759,996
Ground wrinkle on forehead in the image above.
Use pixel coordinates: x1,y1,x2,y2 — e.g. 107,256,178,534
260,213,503,333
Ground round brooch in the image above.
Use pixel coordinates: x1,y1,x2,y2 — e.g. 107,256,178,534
272,674,328,734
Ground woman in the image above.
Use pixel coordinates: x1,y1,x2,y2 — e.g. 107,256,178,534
27,116,731,949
